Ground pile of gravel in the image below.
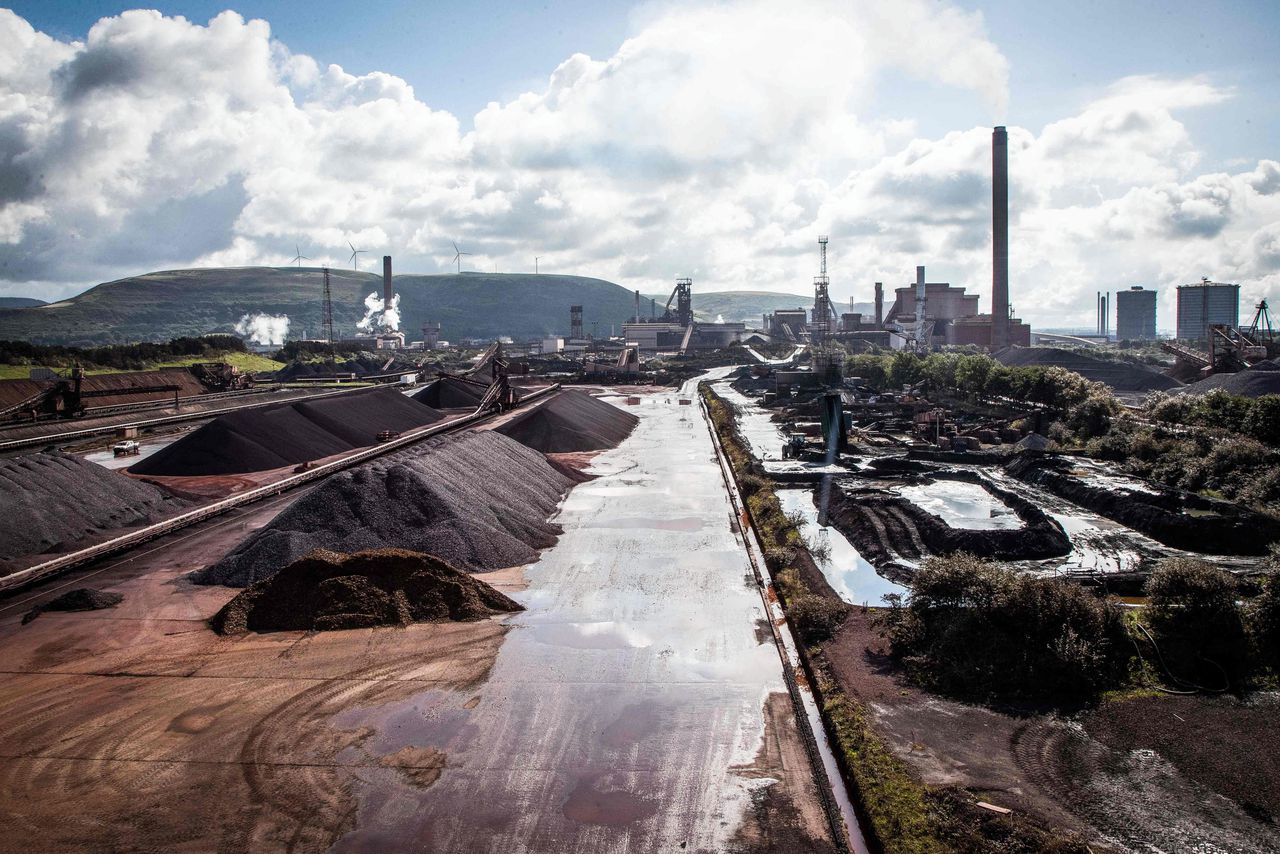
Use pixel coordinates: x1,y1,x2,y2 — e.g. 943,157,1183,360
273,354,417,381
497,390,639,452
411,377,490,409
132,387,443,476
0,453,184,564
995,347,1182,392
22,587,124,624
211,548,522,634
195,430,573,587
1172,367,1280,398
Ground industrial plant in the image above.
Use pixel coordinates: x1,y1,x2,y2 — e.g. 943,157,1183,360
0,122,1277,854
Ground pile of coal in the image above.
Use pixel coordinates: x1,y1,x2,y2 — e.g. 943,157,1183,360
22,587,124,624
211,548,523,634
497,390,639,452
195,430,574,587
132,387,442,476
0,452,184,566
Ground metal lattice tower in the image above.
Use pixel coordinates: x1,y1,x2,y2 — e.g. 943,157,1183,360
570,305,584,339
321,266,335,345
812,236,832,341
674,278,693,328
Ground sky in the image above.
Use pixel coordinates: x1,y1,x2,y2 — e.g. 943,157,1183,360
0,0,1278,330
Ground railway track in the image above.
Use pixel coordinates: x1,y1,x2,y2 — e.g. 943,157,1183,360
0,383,560,595
0,384,374,454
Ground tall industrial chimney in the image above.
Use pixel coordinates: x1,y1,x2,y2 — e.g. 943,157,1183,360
914,265,927,348
382,255,393,305
874,282,884,328
991,127,1010,349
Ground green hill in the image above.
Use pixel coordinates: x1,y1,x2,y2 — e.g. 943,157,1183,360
0,268,642,346
0,297,45,308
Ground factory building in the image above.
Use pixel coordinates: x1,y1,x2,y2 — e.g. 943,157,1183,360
1115,286,1157,340
762,309,809,340
1176,280,1240,341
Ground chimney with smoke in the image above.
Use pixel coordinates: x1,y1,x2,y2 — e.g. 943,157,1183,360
383,255,393,305
991,126,1010,349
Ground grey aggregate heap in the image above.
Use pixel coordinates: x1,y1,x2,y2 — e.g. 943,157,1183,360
195,430,574,587
497,389,639,453
0,452,184,566
132,386,443,476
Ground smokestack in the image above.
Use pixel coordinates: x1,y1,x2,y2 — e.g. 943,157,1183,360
382,255,393,305
874,282,884,328
992,126,1010,349
915,266,927,347
634,289,641,324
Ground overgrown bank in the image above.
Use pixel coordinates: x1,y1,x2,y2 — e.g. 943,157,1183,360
701,384,1083,853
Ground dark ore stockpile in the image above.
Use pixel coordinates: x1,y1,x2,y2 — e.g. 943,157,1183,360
497,390,639,452
132,386,443,476
22,587,124,624
0,453,185,566
1173,365,1280,398
411,376,490,409
273,354,417,381
995,346,1182,392
211,548,523,634
197,430,574,587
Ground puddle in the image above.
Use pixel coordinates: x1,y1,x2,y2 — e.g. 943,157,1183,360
897,480,1022,530
778,489,909,605
711,381,787,460
524,621,652,650
580,516,705,532
562,776,659,826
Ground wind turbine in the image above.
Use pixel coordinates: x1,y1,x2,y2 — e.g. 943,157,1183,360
290,245,310,267
452,241,472,273
347,241,365,271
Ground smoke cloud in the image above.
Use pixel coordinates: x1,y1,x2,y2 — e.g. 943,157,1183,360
356,291,401,333
234,312,290,345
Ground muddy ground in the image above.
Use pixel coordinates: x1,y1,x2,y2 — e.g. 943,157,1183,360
0,380,841,853
822,610,1280,852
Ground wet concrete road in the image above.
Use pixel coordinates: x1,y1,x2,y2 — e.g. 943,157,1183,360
331,377,836,852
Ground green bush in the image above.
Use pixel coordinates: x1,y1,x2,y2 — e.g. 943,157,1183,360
879,554,1127,703
1144,558,1247,686
1247,573,1280,670
786,589,850,644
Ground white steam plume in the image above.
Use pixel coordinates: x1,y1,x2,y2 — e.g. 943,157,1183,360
235,312,290,345
356,292,401,333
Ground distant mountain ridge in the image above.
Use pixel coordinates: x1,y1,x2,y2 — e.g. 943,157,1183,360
0,268,641,346
0,268,870,346
0,297,46,308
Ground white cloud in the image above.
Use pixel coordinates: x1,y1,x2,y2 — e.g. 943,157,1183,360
0,3,1275,334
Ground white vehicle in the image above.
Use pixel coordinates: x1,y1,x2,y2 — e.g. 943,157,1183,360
112,440,141,457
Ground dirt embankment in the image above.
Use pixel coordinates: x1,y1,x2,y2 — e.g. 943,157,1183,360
132,386,443,476
196,430,575,587
0,452,185,569
497,390,638,453
1006,453,1280,555
820,475,1070,574
212,548,523,634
